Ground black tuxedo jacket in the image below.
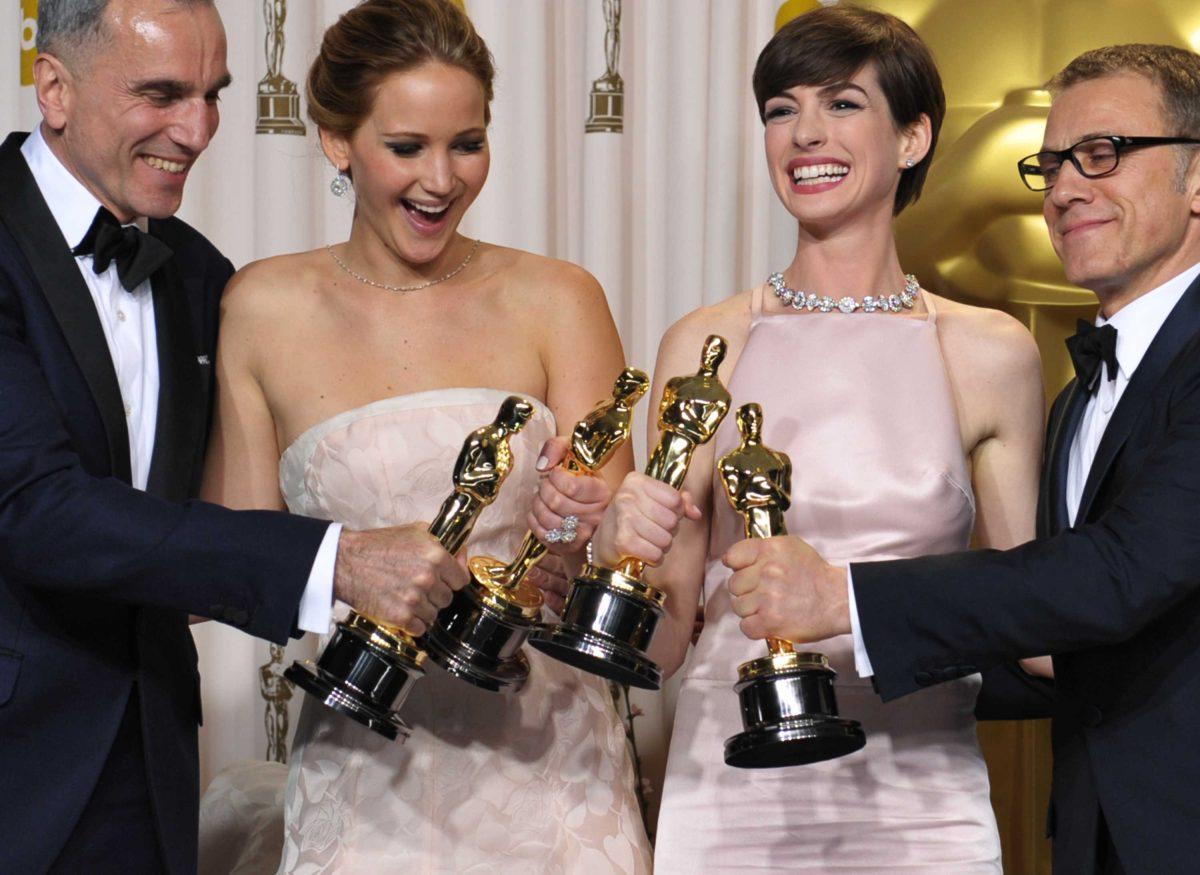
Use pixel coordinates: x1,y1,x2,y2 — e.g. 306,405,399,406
853,271,1200,874
0,132,329,874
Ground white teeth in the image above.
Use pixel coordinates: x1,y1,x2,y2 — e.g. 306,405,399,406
792,163,849,183
144,156,185,173
407,200,449,215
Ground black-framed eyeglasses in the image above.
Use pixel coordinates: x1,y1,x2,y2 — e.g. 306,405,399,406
1017,135,1200,191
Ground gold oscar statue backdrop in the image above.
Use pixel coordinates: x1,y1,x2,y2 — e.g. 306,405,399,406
778,2,1200,872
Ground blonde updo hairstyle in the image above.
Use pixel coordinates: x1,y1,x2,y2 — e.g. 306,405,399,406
307,0,495,141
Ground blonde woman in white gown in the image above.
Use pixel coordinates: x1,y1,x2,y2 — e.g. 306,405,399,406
201,1,649,871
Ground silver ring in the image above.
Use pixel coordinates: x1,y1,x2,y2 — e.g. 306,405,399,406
544,514,579,545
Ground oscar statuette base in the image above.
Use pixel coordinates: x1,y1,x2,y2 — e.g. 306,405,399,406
527,564,665,690
421,556,542,693
285,614,425,742
723,652,866,768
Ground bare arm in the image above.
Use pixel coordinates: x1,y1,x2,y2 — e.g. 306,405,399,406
190,272,287,624
605,305,749,678
947,305,1050,676
521,265,635,605
200,272,287,514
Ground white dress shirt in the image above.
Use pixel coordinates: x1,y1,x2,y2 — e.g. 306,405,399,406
21,126,336,633
1066,263,1200,524
849,261,1200,678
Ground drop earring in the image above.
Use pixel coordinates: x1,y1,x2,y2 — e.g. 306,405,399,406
330,170,351,197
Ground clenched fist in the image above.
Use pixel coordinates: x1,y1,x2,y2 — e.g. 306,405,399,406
526,436,612,555
724,535,850,643
333,524,469,637
591,472,701,568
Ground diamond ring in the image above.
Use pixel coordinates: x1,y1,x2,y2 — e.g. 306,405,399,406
544,514,579,545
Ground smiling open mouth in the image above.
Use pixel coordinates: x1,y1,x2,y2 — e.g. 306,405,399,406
792,163,850,186
402,198,451,226
142,155,187,174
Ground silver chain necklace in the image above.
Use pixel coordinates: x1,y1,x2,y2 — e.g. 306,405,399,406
328,239,481,292
768,272,920,314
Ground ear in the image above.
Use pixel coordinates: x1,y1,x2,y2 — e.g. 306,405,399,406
318,127,352,174
33,54,72,132
899,113,933,170
1188,151,1200,218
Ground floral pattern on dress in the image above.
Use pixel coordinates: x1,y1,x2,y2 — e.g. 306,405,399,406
277,390,652,874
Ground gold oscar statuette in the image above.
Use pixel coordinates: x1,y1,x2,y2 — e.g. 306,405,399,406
255,0,306,136
285,396,535,740
423,368,651,692
530,336,732,689
585,0,624,133
717,403,865,768
259,643,293,764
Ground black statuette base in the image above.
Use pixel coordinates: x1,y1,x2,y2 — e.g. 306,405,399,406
723,662,865,768
285,621,422,742
422,583,535,693
528,571,663,690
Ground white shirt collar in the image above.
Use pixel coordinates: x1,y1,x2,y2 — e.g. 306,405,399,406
19,125,110,251
1097,261,1200,381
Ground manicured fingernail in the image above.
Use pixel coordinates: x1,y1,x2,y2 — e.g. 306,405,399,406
536,455,550,471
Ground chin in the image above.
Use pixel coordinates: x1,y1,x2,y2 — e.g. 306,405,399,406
132,195,185,221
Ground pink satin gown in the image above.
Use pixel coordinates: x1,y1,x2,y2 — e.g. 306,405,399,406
276,389,651,874
653,287,1002,873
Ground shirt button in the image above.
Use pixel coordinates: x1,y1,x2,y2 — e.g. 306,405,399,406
117,310,127,322
124,404,132,417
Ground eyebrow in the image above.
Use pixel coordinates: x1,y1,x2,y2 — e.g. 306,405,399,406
381,127,487,139
1040,130,1117,150
817,81,869,99
129,73,233,99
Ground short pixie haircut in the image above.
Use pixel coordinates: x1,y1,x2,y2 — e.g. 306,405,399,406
752,6,945,215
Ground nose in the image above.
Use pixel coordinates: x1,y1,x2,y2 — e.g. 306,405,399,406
171,97,218,156
791,106,827,149
420,150,454,198
1047,156,1093,210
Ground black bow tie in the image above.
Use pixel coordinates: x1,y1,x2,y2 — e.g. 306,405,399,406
1066,320,1119,389
72,207,173,292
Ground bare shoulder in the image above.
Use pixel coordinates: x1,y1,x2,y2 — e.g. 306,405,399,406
221,248,327,324
490,245,607,313
656,290,755,371
931,293,1041,381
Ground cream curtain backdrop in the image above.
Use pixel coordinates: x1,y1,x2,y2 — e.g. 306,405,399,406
0,0,807,816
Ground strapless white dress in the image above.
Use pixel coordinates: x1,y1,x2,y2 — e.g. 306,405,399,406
276,389,651,874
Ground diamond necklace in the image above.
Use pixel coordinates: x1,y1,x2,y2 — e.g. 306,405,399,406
767,272,920,314
327,238,481,292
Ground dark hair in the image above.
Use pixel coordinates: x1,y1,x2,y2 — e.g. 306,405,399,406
752,5,945,215
307,0,495,137
38,0,212,63
1047,44,1200,139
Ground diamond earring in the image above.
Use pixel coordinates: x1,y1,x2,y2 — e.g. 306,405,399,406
904,158,915,168
330,170,351,197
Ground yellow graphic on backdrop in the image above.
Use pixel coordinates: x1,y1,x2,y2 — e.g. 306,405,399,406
20,0,38,87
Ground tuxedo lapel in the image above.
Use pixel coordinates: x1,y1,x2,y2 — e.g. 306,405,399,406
1077,273,1200,522
143,230,204,503
1044,378,1087,534
0,133,131,483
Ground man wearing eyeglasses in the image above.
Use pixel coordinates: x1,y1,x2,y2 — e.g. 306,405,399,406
723,43,1200,874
